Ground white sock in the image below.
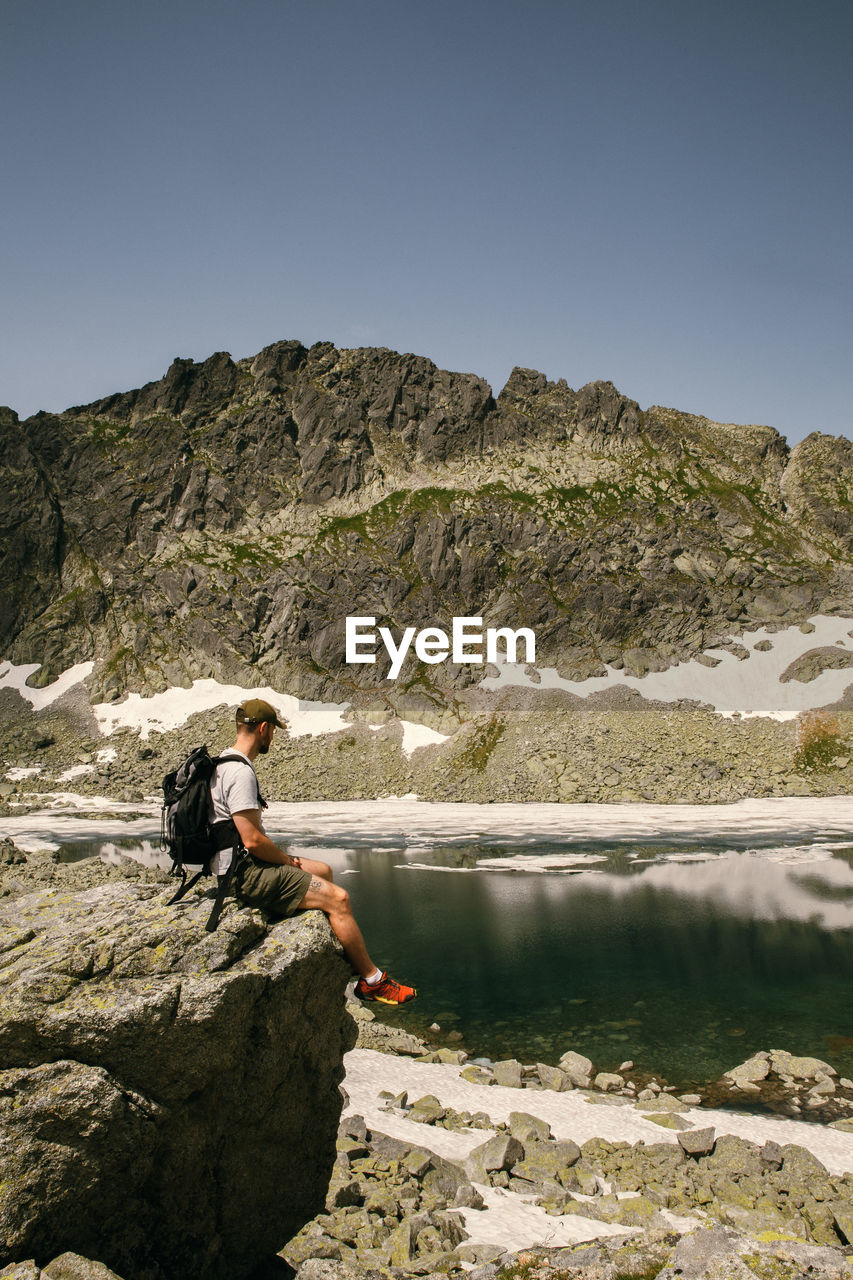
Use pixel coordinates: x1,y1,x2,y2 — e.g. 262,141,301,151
365,968,383,985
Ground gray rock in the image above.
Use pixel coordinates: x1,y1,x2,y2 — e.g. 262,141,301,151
558,1050,593,1088
41,1256,126,1280
404,1147,433,1179
511,1139,582,1187
507,1111,553,1144
657,1223,853,1279
780,646,853,683
453,1184,486,1210
327,1178,362,1210
773,1142,836,1202
536,1062,566,1090
768,1048,837,1080
703,1134,766,1181
833,1206,853,1245
657,1225,755,1279
759,1139,784,1170
637,1092,688,1112
297,1262,384,1280
459,1064,492,1085
0,883,355,1279
341,1115,367,1142
567,1191,667,1230
463,1134,524,1183
491,1059,523,1088
408,1094,447,1124
678,1126,716,1157
353,1017,428,1056
366,1132,414,1160
456,1242,505,1265
724,1051,771,1087
284,1234,343,1266
421,1155,472,1201
593,1071,624,1092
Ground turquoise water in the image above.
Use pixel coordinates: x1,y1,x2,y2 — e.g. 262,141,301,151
280,830,853,1088
58,828,853,1088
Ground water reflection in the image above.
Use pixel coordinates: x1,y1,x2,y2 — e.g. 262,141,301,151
56,838,168,868
53,828,853,1086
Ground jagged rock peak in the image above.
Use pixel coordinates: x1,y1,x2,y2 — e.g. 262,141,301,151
4,337,853,701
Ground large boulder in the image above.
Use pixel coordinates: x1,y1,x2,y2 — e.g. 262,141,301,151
0,882,357,1279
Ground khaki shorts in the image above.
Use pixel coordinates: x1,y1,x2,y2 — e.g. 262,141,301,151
234,855,312,918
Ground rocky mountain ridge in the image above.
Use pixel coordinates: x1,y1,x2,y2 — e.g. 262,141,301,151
3,340,853,724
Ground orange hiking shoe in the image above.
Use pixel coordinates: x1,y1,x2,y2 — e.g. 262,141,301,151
354,971,417,1005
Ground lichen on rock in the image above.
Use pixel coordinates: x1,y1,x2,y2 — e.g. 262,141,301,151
0,882,357,1279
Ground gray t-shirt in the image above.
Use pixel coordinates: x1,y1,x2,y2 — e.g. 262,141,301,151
209,749,262,875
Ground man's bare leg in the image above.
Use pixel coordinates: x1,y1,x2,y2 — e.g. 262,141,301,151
299,876,376,978
295,856,333,883
298,873,417,1004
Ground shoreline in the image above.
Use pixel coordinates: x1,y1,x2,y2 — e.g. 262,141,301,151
352,1002,853,1131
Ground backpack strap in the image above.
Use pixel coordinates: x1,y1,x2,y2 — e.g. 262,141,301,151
204,758,262,931
211,753,266,809
205,847,248,933
167,867,205,906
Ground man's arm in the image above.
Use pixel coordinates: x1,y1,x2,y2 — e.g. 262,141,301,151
231,809,301,867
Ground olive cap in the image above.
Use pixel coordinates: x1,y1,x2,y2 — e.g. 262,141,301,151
236,697,285,729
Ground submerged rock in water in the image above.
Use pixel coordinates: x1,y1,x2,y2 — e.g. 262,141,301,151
0,883,356,1279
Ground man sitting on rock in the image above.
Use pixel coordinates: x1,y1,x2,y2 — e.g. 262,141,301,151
211,697,416,1006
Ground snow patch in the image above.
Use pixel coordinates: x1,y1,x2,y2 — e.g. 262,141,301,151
474,852,610,872
39,673,450,753
91,678,353,741
57,764,96,781
2,795,160,852
480,615,853,718
0,659,95,710
400,721,449,756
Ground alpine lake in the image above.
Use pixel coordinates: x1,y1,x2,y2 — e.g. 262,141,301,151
57,822,853,1092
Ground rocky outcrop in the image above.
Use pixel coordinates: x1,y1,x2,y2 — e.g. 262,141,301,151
0,836,171,902
3,340,853,707
0,881,357,1278
0,407,64,655
715,1048,853,1122
1,1253,125,1280
454,1227,853,1280
780,645,853,682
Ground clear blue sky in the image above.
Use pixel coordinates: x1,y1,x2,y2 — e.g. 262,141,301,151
3,0,851,443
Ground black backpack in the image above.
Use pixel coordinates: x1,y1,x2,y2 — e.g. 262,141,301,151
161,745,262,931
